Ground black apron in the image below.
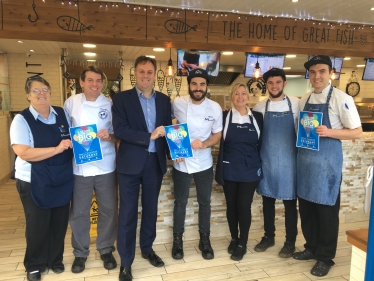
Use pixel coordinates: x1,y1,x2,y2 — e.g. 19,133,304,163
222,110,262,183
21,107,73,209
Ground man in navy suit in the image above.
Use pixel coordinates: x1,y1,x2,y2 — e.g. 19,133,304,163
112,56,172,281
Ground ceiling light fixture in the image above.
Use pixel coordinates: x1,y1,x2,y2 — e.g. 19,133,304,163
83,44,96,48
344,57,351,60
286,54,296,58
87,60,96,62
84,52,96,56
253,55,262,79
165,48,175,77
292,0,298,2
357,64,365,67
153,47,165,52
222,51,233,55
29,50,34,52
283,67,291,70
18,40,23,43
146,55,156,58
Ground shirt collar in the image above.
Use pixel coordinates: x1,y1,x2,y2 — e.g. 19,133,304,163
313,84,331,94
135,86,155,98
231,106,252,116
29,105,57,120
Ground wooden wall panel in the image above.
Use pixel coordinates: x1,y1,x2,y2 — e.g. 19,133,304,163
0,0,373,57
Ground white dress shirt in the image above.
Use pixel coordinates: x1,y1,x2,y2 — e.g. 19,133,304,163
172,96,222,174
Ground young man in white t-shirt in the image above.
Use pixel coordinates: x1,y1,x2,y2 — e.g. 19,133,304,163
171,69,222,261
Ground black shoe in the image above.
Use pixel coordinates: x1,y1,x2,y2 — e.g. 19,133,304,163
230,244,247,261
51,263,65,274
172,233,184,260
141,252,165,267
119,266,133,281
27,271,41,281
199,232,214,260
278,241,296,258
101,252,117,270
71,257,87,273
311,260,332,276
292,249,315,260
254,236,275,252
227,239,238,254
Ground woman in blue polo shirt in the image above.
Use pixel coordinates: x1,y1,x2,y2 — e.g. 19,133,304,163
10,76,73,281
216,82,263,261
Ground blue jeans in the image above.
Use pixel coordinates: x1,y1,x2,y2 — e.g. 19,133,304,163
172,166,213,234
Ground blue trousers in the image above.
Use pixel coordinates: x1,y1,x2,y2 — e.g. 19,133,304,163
117,153,163,267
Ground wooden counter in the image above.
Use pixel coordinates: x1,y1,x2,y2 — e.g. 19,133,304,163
346,228,368,252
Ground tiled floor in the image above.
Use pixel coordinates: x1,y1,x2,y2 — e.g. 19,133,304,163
0,179,368,281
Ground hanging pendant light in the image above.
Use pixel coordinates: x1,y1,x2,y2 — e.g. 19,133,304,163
253,56,262,79
165,48,175,77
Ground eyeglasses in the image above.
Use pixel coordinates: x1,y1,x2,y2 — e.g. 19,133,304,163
31,88,50,94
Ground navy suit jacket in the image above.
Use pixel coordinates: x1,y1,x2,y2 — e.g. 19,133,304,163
112,88,172,175
215,110,263,186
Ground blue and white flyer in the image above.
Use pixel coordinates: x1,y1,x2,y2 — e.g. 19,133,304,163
69,124,103,165
165,123,193,160
296,111,323,151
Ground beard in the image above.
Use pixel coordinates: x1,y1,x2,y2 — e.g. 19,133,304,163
268,89,284,99
189,88,207,102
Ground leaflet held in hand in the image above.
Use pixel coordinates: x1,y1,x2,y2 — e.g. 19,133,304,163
296,111,323,151
165,123,193,160
69,124,103,165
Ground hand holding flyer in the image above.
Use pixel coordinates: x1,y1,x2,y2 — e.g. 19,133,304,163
70,124,103,165
296,111,323,151
165,123,193,160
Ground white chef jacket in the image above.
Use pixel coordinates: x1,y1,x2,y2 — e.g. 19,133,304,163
172,96,222,174
253,95,300,131
299,84,361,130
64,93,116,177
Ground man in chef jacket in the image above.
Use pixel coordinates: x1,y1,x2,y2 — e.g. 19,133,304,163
64,66,118,274
170,69,222,261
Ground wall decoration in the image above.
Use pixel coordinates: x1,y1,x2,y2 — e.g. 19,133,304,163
166,76,175,96
129,67,136,87
346,71,360,97
157,69,165,93
175,77,182,97
164,19,198,34
57,16,93,34
26,62,41,67
28,0,39,23
247,78,266,96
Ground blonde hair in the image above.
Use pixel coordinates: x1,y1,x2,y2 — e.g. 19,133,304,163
229,83,250,103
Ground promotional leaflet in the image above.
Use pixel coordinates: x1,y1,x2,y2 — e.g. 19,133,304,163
69,124,103,165
296,111,323,151
165,123,193,160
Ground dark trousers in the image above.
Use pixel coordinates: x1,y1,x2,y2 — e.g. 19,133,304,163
222,180,258,245
262,196,298,243
117,154,163,267
298,194,340,265
172,166,213,234
16,179,70,272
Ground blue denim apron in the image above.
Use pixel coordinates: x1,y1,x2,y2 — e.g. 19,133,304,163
21,107,74,209
222,110,262,183
257,96,297,199
296,87,342,206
